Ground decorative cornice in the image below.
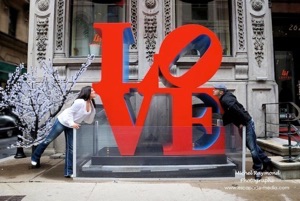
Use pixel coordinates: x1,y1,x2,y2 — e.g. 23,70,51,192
0,32,28,54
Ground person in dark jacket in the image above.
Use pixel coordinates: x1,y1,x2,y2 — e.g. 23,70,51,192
213,83,272,180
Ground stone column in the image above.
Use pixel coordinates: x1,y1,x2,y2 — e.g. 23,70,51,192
245,0,278,137
132,0,174,144
27,0,55,71
27,0,57,154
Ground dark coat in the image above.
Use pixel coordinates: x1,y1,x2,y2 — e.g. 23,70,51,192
219,91,251,127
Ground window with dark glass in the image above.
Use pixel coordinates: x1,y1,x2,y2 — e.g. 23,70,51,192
176,0,231,56
8,7,18,37
71,0,126,57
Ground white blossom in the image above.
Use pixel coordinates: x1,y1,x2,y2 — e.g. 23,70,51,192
0,55,95,148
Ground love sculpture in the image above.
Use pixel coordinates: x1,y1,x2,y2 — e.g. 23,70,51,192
93,23,224,156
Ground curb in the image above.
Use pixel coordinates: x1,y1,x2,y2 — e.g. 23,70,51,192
0,155,15,163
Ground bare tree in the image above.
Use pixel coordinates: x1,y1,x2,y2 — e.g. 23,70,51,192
0,55,95,148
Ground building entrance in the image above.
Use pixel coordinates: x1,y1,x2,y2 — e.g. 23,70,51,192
273,14,300,109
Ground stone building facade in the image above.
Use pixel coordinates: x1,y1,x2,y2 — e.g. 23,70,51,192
0,0,29,88
27,0,300,154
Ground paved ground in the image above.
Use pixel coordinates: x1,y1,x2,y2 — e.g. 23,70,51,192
0,155,300,201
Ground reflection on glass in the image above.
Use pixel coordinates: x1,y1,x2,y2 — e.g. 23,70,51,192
71,0,125,57
276,51,295,103
176,0,231,56
74,104,244,178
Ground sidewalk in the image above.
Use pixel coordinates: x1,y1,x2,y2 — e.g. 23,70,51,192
1,155,300,201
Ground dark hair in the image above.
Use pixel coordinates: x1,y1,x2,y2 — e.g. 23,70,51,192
76,86,96,107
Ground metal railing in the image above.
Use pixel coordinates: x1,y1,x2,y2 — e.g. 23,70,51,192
262,102,300,162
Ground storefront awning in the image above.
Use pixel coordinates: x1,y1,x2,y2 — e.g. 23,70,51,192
0,61,26,81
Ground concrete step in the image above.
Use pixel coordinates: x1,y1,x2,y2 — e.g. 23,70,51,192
257,137,300,156
78,159,238,178
269,156,300,179
257,138,300,179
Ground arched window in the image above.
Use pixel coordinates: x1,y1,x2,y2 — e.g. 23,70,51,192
70,0,126,57
176,0,231,56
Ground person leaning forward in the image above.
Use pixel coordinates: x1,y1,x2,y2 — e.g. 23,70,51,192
213,83,272,180
31,86,97,178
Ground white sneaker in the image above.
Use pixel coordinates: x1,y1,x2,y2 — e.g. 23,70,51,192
65,174,74,178
31,160,37,166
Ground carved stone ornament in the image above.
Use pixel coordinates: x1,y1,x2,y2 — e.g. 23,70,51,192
130,0,138,50
37,0,50,12
235,65,248,80
129,65,138,79
55,0,65,51
164,0,172,36
143,0,158,63
144,15,157,62
251,0,264,11
252,17,265,67
237,0,245,51
145,0,156,9
36,18,49,62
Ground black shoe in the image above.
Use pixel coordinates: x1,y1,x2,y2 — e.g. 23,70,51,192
31,160,37,166
262,161,272,172
255,171,263,180
31,160,41,168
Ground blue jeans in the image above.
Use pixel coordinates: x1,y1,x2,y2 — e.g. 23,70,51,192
31,119,74,176
246,119,270,171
